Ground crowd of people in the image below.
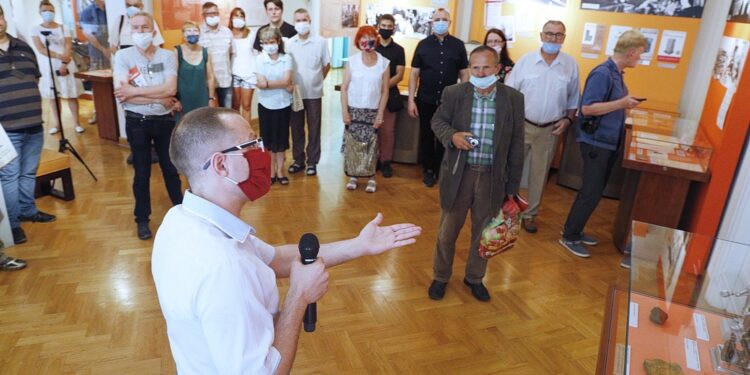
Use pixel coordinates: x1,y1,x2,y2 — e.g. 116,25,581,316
1,1,651,371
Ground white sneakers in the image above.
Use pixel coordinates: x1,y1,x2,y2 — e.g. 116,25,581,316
48,126,85,134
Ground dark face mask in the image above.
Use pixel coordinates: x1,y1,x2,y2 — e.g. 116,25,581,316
378,28,393,40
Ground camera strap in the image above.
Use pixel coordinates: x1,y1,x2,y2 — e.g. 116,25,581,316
579,63,616,149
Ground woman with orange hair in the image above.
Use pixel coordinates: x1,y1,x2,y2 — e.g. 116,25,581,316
340,25,390,193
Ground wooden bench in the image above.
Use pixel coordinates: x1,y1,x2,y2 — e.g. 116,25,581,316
35,148,75,201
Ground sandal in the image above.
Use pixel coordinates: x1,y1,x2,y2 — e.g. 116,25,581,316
0,257,27,271
346,177,358,190
271,177,278,185
48,127,59,135
306,165,317,176
278,176,290,185
288,163,305,173
365,179,377,193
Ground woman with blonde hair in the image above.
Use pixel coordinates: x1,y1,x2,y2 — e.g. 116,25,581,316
174,21,216,119
31,0,84,134
255,27,294,185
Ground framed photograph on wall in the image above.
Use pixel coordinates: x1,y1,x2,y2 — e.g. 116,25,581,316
580,0,705,19
728,0,750,23
365,4,436,39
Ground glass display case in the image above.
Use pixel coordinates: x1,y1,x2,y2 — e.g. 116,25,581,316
598,221,750,374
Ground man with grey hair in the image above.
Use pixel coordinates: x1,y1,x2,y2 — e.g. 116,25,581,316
505,20,580,234
428,46,524,302
153,107,421,374
113,11,182,240
408,7,469,187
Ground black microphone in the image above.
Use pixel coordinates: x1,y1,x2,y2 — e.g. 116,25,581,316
298,233,320,332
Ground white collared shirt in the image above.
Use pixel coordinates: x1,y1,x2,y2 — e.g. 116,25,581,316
286,34,331,99
152,191,281,375
199,24,233,88
255,52,293,109
504,50,580,124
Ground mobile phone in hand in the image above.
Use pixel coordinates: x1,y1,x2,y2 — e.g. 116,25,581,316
634,97,647,102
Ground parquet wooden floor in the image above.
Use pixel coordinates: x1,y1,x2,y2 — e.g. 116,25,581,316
0,74,627,374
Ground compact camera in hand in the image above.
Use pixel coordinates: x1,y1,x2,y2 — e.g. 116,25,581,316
465,135,480,148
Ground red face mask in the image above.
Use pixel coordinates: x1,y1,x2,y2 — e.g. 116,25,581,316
360,39,376,52
226,148,271,201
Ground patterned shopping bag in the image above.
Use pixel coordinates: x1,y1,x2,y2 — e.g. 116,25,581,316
478,195,529,259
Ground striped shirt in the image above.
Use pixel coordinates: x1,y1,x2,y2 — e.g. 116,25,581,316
199,24,233,88
0,36,42,132
468,87,496,166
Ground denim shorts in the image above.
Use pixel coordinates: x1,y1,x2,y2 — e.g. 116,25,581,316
232,74,257,89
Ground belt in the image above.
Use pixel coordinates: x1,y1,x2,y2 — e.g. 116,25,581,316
126,111,173,121
525,118,560,128
466,164,491,172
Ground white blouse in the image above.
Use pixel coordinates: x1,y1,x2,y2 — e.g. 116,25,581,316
347,52,390,110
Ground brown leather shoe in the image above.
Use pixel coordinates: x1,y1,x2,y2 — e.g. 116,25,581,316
522,218,538,234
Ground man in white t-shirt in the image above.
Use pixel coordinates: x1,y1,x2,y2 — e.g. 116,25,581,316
109,0,164,51
286,8,330,176
155,107,421,374
199,1,233,108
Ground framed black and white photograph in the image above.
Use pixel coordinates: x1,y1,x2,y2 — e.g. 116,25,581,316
580,0,705,19
728,0,750,23
366,5,436,39
507,0,567,6
713,36,750,91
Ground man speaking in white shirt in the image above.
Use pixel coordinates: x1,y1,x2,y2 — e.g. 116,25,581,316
504,20,580,234
152,107,421,374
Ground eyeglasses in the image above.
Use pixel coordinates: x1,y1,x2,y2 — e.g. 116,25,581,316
485,40,505,46
543,32,566,39
202,138,264,170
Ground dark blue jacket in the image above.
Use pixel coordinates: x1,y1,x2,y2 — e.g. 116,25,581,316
576,58,627,151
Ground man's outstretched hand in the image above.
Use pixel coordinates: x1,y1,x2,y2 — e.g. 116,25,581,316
354,213,422,256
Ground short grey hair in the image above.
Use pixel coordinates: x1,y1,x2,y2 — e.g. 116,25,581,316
130,11,154,29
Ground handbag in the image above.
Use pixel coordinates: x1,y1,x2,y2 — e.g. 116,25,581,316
292,84,304,112
343,129,378,177
478,195,528,259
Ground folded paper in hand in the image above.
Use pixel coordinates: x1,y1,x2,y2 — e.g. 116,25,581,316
0,124,19,169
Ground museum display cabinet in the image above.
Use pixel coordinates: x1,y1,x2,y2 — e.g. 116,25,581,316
613,110,713,251
598,221,750,375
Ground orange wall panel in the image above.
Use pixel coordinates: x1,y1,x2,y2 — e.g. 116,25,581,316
470,0,701,113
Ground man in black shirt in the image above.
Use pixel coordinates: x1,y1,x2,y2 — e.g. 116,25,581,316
375,14,405,178
408,8,469,187
253,0,297,52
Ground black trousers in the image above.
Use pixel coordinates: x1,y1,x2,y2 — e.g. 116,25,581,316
562,142,619,241
417,100,444,175
125,114,183,223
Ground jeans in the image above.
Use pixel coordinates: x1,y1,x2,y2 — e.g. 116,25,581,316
216,87,233,109
417,100,443,175
125,114,183,223
562,142,619,241
0,128,44,229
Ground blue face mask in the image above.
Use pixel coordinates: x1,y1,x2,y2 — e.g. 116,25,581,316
41,11,55,23
469,74,498,90
186,35,200,45
126,6,140,18
433,20,449,35
542,42,562,54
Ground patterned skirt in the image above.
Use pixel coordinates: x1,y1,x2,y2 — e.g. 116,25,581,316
343,107,379,177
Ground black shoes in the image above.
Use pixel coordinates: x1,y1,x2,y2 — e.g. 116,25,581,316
381,161,393,178
464,278,491,302
19,211,56,223
423,170,436,187
428,280,447,300
12,227,27,245
288,163,305,174
137,222,152,240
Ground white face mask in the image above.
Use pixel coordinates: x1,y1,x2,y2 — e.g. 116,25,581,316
294,21,311,35
232,18,245,29
263,44,279,55
492,45,503,54
205,16,220,27
131,32,153,49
